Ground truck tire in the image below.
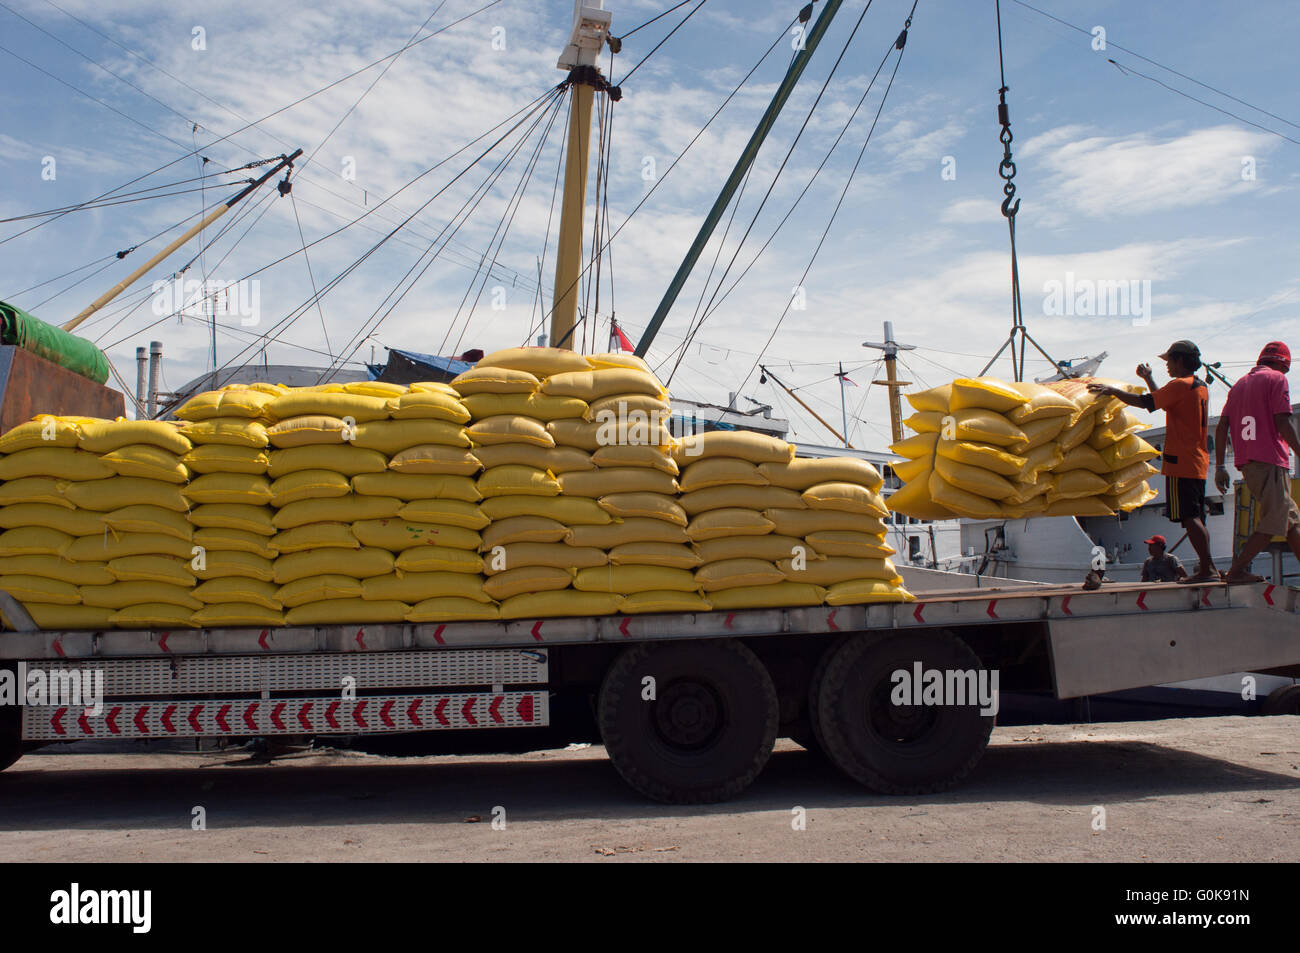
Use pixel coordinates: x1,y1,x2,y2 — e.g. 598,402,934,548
816,630,993,795
797,636,845,757
1261,684,1300,715
598,639,778,804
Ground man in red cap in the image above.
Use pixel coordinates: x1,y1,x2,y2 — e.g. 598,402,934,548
1089,340,1216,583
1214,341,1300,582
1139,534,1186,582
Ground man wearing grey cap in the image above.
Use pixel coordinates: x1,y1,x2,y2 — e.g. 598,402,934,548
1088,340,1217,584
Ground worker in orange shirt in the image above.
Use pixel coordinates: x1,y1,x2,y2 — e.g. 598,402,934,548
1088,340,1216,584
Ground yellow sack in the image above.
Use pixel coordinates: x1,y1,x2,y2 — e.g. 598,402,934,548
362,572,492,604
354,419,471,453
267,445,387,477
680,485,804,515
0,476,75,509
825,579,914,605
1100,434,1160,470
679,458,767,491
0,416,81,452
548,417,669,451
779,555,899,586
79,419,191,455
393,546,483,574
1088,411,1148,449
481,516,570,548
193,527,277,558
478,465,561,498
482,543,606,572
65,532,190,561
608,542,700,569
180,418,269,448
0,574,80,605
270,469,352,506
498,590,621,620
192,604,284,628
694,534,815,564
342,381,407,398
686,508,776,541
355,473,479,504
266,415,353,448
670,431,793,465
110,604,200,629
585,394,670,423
181,444,270,474
884,473,955,521
274,547,394,584
759,457,883,493
107,555,196,587
472,443,591,473
801,482,889,517
1006,381,1078,423
468,415,555,448
81,581,201,610
559,468,679,497
276,574,363,607
192,577,281,609
387,390,472,423
889,431,939,459
933,457,1017,500
890,456,928,484
0,555,111,585
763,508,885,537
265,392,390,423
1044,497,1114,517
65,477,188,513
928,473,1003,519
1004,477,1051,504
1105,482,1158,512
804,531,894,558
948,377,1029,413
1058,444,1108,474
1010,415,1071,453
708,582,826,609
99,444,189,483
271,523,360,553
190,503,276,535
0,504,102,536
1109,460,1159,493
394,499,489,531
173,388,277,420
184,473,273,505
1021,443,1064,479
598,492,687,526
388,444,483,476
0,448,114,481
590,444,678,474
695,559,784,592
574,565,697,594
354,518,481,552
586,352,653,373
409,381,462,396
408,597,501,622
273,495,400,529
18,604,115,630
1056,414,1097,452
937,440,1026,477
286,599,409,625
542,368,665,402
1050,469,1111,500
482,495,612,525
933,408,1027,447
450,365,540,395
904,384,952,413
464,392,588,422
483,566,573,600
564,518,689,548
477,346,591,378
621,591,712,614
999,498,1049,519
193,551,276,582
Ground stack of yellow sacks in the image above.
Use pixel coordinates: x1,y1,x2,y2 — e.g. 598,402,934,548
887,376,1160,520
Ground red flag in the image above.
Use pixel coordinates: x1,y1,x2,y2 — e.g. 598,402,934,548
610,319,634,353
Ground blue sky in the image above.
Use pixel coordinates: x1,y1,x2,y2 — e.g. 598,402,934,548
1,0,1297,447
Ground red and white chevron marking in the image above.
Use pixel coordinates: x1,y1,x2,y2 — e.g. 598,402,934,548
21,691,548,741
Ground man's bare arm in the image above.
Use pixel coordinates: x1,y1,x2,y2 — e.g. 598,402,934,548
1274,412,1300,461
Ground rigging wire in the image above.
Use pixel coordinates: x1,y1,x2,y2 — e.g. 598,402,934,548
617,1,697,42
617,0,707,86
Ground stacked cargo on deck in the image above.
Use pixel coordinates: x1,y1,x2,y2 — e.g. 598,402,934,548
887,376,1160,520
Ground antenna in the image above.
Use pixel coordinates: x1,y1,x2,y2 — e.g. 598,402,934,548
862,321,915,444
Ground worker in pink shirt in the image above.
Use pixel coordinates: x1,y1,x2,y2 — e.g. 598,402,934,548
1214,341,1300,582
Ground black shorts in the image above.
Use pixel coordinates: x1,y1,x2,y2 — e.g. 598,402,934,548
1166,475,1205,523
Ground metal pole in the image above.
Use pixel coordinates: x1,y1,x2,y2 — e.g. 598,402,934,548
147,340,162,418
838,362,849,449
635,0,846,357
761,364,851,448
135,346,148,419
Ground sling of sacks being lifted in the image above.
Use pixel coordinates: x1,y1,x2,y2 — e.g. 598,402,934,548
886,376,1160,520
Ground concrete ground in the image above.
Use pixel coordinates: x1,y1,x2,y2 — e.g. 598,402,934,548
1,716,1297,862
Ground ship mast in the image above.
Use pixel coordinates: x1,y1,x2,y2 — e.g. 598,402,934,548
550,1,613,352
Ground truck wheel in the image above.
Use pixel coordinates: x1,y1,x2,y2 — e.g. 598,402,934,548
797,636,845,757
816,630,994,795
598,639,778,804
1261,684,1300,715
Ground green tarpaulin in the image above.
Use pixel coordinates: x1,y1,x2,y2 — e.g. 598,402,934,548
0,300,110,385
